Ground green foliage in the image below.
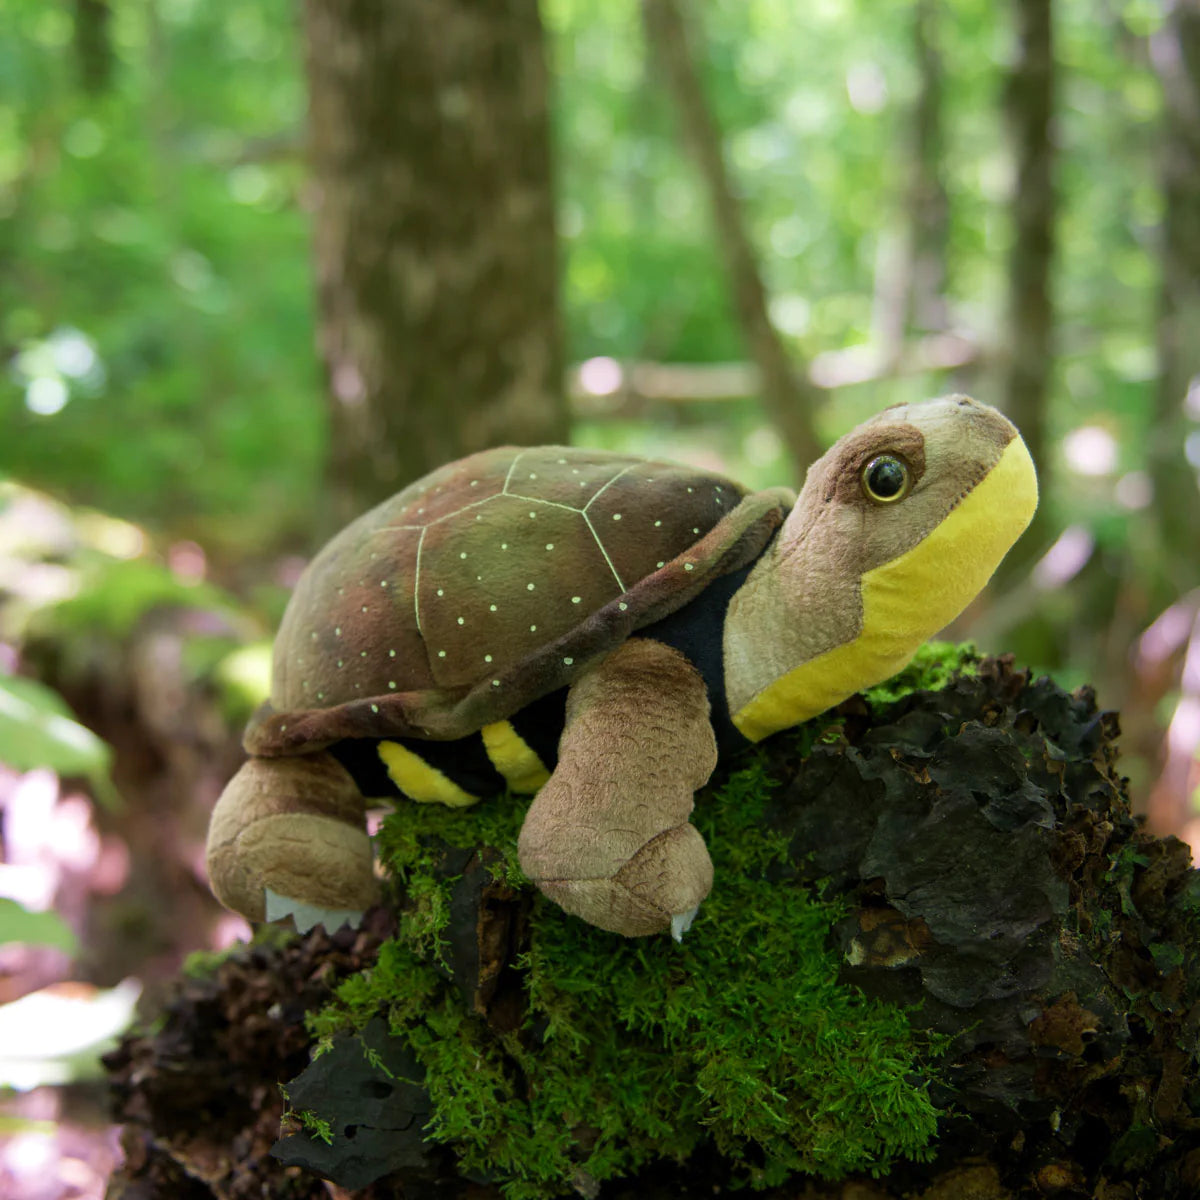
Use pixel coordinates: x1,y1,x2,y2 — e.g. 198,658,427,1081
0,673,118,807
36,554,236,640
0,896,77,953
312,750,945,1197
1,0,1175,580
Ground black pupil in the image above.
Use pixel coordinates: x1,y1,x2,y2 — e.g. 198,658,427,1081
867,457,906,498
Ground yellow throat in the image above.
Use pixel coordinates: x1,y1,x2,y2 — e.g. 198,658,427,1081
731,435,1038,743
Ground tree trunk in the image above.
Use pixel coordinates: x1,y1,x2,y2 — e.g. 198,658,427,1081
303,0,568,529
906,0,950,337
106,657,1200,1199
997,0,1056,577
640,0,824,480
1150,0,1200,586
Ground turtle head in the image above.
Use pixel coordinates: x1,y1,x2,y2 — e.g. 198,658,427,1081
726,395,1037,742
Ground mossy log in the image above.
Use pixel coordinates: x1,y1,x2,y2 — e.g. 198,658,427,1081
105,655,1200,1200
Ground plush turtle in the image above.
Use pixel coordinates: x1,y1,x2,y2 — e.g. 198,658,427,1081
206,395,1037,939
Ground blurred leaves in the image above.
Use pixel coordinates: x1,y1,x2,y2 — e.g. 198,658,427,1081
0,897,77,954
0,675,118,808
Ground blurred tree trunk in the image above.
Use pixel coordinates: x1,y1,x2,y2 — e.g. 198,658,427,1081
303,0,567,529
906,0,950,337
996,0,1057,579
641,0,824,480
875,0,950,361
74,0,112,94
1150,0,1200,585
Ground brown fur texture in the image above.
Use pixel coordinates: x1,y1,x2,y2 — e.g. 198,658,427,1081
206,752,378,921
517,638,717,936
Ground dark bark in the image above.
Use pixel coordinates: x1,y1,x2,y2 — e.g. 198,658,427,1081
997,0,1057,578
303,0,568,530
106,659,1200,1199
1150,0,1200,586
640,0,824,479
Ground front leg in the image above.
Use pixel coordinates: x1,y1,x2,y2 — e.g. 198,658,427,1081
517,638,718,938
206,750,379,930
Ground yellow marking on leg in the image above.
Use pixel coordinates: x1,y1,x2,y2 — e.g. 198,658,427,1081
377,741,481,808
481,721,551,793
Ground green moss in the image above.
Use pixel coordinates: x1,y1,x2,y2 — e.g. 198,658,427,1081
861,639,979,708
308,668,970,1195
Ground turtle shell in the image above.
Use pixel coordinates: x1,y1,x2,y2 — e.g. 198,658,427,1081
246,446,793,757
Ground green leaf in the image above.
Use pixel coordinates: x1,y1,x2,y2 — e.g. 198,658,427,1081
0,897,77,953
0,674,120,808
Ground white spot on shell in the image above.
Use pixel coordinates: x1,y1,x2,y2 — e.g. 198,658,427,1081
545,543,554,551
619,602,628,611
692,527,700,534
530,624,537,632
492,679,501,687
564,657,574,666
687,487,694,493
657,562,665,568
471,479,479,487
571,596,582,604
311,631,318,640
527,583,535,591
460,552,468,559
371,704,379,713
654,520,662,528
317,692,325,700
612,513,622,521
281,724,287,732
529,473,537,479
490,604,498,612
457,617,465,625
484,654,493,663
501,542,509,550
360,650,368,657
335,626,342,636
337,659,344,667
389,681,397,689
684,563,695,571
438,650,446,657
381,580,389,588
529,511,537,519
437,588,444,596
389,649,396,657
361,606,369,613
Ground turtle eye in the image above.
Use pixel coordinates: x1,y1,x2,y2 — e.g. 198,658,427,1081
862,454,911,504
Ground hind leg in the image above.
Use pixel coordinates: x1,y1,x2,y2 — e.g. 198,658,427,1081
517,638,717,938
206,751,379,930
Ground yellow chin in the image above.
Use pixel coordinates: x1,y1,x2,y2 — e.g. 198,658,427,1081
732,435,1038,742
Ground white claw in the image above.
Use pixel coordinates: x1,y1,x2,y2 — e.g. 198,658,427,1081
670,907,700,942
264,887,364,934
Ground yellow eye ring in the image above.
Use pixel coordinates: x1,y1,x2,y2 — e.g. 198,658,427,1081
862,454,912,504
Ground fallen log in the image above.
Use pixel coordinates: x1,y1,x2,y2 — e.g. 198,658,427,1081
105,652,1200,1199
